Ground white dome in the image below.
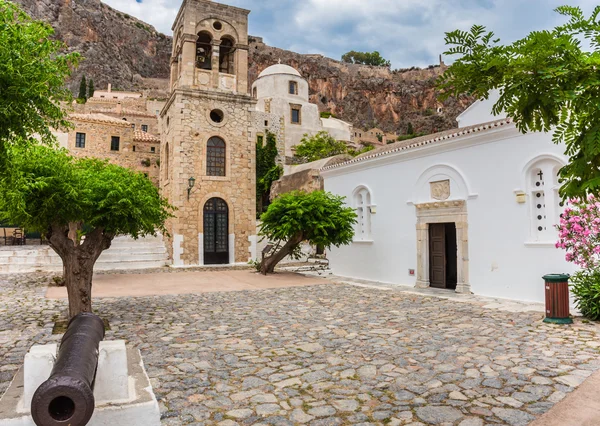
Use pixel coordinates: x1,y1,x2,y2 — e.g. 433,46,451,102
258,64,302,78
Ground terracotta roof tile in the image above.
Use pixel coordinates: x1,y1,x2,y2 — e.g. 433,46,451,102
69,113,132,127
134,130,160,143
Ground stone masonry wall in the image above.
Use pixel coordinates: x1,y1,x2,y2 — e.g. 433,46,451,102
161,90,256,265
67,119,160,185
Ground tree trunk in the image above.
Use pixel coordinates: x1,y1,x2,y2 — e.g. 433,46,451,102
47,224,114,318
260,233,304,275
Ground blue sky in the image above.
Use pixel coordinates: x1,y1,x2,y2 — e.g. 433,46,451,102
102,0,598,68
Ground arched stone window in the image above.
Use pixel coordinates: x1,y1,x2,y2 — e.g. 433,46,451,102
525,157,564,243
207,137,226,176
196,32,212,70
219,37,235,74
353,186,373,241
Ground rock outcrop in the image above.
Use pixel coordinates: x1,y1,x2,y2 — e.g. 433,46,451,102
13,0,171,96
14,0,472,134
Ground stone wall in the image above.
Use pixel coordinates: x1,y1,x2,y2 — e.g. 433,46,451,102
161,89,256,265
65,117,160,185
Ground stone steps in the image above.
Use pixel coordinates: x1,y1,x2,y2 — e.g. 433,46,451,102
0,235,170,274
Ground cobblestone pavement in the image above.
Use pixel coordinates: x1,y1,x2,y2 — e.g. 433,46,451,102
1,273,600,426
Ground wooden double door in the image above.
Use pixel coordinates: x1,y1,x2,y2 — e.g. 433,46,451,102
204,198,229,265
429,223,457,290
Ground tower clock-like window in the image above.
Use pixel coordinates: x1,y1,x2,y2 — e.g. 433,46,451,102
207,137,226,176
196,32,212,70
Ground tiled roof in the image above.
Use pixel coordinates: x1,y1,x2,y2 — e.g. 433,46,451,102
134,130,160,143
89,107,157,118
322,118,513,171
69,113,132,127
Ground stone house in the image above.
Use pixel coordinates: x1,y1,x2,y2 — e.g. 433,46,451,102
322,92,574,304
56,113,161,185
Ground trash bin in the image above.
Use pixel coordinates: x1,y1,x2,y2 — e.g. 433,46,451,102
543,274,573,324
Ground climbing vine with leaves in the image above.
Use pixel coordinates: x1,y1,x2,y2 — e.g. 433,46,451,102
256,132,282,217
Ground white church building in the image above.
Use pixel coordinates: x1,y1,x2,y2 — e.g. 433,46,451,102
252,64,353,157
321,93,575,303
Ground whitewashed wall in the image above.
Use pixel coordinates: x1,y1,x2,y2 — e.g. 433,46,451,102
323,125,576,303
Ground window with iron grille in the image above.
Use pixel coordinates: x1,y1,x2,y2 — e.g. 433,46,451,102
75,132,86,148
110,136,120,151
207,137,226,176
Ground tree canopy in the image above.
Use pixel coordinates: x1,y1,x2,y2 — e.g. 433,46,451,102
437,6,600,198
0,145,173,238
295,131,349,162
0,0,79,150
258,191,356,274
342,50,391,67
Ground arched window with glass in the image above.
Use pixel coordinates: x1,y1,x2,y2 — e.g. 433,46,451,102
207,137,226,176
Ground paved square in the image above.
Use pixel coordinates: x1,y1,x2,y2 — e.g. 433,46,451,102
1,272,600,426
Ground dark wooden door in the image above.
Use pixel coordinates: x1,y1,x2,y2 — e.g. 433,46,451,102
429,223,446,289
204,198,229,265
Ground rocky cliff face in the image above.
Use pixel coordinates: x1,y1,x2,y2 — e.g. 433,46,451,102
14,0,471,135
13,0,171,95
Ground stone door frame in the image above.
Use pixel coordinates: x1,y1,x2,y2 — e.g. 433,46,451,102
415,200,470,294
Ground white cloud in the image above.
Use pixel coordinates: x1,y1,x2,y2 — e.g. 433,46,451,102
101,0,599,68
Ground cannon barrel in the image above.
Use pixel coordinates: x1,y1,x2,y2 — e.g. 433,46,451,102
31,313,105,426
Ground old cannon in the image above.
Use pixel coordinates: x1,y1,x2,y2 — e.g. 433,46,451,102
31,313,105,426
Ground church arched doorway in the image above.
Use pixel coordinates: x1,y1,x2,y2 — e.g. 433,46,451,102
203,198,229,265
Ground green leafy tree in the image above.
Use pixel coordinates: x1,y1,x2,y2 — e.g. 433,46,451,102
258,191,356,274
295,131,348,162
438,6,600,198
88,78,95,98
348,144,375,156
341,50,391,67
0,145,174,317
256,132,282,216
78,75,87,102
0,0,79,151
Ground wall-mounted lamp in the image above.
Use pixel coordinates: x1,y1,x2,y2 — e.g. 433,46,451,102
515,191,526,204
369,206,377,215
187,177,196,200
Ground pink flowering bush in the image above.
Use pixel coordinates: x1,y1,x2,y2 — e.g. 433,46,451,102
557,195,600,320
556,195,600,268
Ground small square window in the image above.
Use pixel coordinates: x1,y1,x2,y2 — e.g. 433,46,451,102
141,124,148,132
75,132,86,148
291,108,301,124
264,120,268,127
151,147,156,153
110,136,120,151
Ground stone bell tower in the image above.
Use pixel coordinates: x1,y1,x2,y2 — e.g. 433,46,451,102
160,0,257,266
